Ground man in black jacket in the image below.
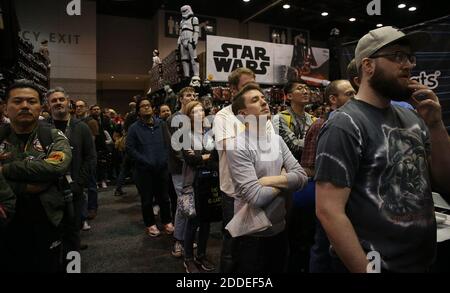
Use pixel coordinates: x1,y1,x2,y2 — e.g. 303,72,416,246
47,87,97,253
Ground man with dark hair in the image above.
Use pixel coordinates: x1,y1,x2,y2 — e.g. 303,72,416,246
46,87,96,253
228,82,307,272
272,80,316,272
324,80,356,112
127,97,174,237
74,99,99,224
273,81,316,161
0,80,72,272
316,26,450,273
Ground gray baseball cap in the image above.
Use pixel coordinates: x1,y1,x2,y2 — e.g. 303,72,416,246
355,26,430,69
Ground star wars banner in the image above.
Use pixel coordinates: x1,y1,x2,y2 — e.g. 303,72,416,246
206,35,293,84
206,36,329,84
342,16,450,127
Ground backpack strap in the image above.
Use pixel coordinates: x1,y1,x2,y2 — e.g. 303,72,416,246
279,110,293,130
36,122,55,153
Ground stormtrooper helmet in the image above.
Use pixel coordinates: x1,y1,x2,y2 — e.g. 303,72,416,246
180,5,193,19
153,49,159,57
190,76,201,88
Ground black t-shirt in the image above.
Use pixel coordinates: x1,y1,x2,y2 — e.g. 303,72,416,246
53,120,68,133
315,99,435,272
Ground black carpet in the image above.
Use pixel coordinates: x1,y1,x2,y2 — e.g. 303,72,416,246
80,185,223,273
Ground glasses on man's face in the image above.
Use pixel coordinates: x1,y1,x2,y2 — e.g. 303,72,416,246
370,51,416,66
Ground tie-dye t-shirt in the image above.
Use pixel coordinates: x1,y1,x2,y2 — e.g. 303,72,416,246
315,99,436,273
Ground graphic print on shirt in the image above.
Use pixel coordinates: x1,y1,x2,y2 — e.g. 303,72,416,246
377,125,432,226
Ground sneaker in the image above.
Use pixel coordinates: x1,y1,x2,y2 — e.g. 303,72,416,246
195,256,215,272
164,222,174,235
147,225,161,237
171,241,183,258
82,221,91,231
153,205,160,216
184,259,200,273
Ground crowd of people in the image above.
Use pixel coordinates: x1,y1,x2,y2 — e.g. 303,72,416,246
0,26,450,273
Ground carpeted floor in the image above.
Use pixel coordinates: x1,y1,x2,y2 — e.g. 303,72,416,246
80,185,223,273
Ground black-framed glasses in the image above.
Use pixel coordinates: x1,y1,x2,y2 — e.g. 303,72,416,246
370,51,416,66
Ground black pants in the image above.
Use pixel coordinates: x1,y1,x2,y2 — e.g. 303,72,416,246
219,193,237,273
62,192,83,253
167,175,177,219
236,230,289,273
2,196,62,273
184,217,210,260
287,205,316,272
134,168,172,227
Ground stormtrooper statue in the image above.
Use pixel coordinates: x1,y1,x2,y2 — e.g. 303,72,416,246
152,49,162,68
178,5,200,81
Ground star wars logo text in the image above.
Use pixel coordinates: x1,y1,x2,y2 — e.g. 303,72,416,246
213,44,270,75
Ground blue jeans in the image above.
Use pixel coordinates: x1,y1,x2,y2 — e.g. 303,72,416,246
173,174,187,241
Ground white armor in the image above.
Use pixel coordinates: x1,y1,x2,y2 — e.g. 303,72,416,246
152,49,162,68
177,5,200,78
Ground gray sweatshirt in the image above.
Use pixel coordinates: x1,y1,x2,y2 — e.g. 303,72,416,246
227,130,308,236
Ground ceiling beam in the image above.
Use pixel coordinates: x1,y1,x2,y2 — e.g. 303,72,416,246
242,0,284,23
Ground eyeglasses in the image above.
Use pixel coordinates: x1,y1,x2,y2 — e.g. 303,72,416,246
370,51,416,66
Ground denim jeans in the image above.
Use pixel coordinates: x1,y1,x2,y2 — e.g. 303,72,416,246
172,174,187,241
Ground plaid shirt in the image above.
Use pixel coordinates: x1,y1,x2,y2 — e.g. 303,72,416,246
300,118,325,169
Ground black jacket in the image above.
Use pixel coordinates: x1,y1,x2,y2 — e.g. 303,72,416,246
50,118,96,196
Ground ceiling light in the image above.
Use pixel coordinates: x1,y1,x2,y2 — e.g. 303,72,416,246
111,76,115,79
398,3,406,8
283,4,290,9
321,12,328,16
243,0,250,2
349,18,356,22
408,6,417,11
136,77,140,80
376,23,383,27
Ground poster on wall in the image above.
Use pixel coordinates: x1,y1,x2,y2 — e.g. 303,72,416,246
341,16,450,127
270,27,288,44
165,12,217,40
206,35,329,85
